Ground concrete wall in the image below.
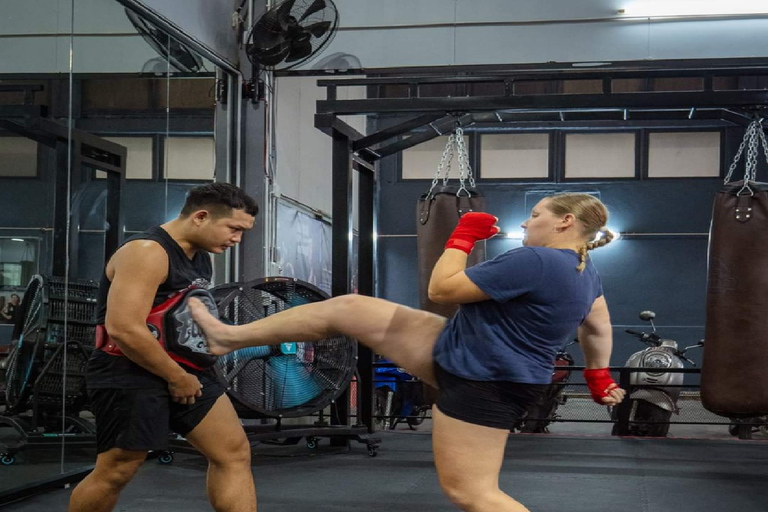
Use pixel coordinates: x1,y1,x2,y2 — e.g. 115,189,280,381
304,0,768,70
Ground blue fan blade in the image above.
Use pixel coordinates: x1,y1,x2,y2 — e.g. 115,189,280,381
221,346,272,363
267,355,323,408
285,294,312,308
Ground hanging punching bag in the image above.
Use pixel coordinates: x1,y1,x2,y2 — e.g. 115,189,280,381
416,186,486,318
702,179,768,417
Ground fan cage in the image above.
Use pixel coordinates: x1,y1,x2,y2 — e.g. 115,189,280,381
248,0,339,71
213,277,357,419
4,275,99,413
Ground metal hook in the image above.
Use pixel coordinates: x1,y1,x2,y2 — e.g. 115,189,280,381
737,181,755,197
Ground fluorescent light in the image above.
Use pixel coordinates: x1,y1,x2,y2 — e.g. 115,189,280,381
619,1,768,17
506,230,525,240
11,238,24,242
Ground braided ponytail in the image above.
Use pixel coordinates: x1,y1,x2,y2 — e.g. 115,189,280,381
577,229,614,271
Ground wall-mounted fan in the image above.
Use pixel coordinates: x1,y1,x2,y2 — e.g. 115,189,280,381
125,8,203,73
213,277,357,419
246,0,339,71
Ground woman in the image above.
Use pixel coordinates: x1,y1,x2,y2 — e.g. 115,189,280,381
189,192,625,512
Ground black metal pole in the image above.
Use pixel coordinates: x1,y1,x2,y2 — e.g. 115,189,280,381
104,165,126,264
330,128,352,440
52,140,71,278
357,164,375,433
615,367,632,436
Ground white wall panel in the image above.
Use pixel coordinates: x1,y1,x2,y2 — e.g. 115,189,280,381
481,133,549,179
0,137,38,177
648,132,720,178
565,133,636,178
647,19,768,60
333,0,457,27
302,0,768,70
275,77,366,216
164,137,215,180
103,137,154,180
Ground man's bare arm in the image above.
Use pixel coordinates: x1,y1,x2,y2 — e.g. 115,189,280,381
104,240,201,403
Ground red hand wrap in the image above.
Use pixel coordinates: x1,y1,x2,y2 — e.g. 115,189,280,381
445,212,500,254
583,368,617,404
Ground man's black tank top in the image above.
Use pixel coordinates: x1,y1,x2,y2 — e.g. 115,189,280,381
87,226,213,389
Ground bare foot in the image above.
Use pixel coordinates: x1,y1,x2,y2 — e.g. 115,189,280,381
188,297,235,356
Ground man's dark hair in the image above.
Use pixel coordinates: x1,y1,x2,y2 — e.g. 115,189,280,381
180,182,259,218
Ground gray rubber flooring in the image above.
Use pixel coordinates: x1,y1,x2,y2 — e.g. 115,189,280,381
2,427,768,511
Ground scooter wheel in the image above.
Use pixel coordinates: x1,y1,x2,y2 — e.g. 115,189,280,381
737,423,753,440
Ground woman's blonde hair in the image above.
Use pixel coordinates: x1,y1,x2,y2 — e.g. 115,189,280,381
545,193,613,271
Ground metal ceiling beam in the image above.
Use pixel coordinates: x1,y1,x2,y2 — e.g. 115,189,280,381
351,113,444,152
318,91,768,116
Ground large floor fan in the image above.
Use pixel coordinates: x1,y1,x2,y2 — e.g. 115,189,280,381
205,277,379,456
1,275,99,465
213,277,357,418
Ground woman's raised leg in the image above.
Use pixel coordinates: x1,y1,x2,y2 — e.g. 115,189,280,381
190,294,446,386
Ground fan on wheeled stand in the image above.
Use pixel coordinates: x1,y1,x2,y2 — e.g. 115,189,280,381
0,275,99,465
209,277,379,455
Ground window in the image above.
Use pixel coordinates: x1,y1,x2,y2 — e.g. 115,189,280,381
0,137,38,177
102,137,153,179
648,131,720,178
402,135,470,180
164,137,215,180
480,133,549,179
565,132,636,179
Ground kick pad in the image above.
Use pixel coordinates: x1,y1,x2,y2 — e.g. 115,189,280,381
163,288,219,368
702,180,768,417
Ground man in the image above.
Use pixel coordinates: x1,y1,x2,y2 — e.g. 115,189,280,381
69,182,258,512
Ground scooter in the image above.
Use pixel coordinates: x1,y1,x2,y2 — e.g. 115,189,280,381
513,339,576,433
612,311,703,437
373,361,430,430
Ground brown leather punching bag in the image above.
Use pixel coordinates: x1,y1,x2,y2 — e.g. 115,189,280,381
416,186,486,319
702,180,768,417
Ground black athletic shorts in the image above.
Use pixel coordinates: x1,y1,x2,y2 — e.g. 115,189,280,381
434,363,548,430
88,371,226,454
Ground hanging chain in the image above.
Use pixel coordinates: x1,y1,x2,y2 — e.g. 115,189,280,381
442,133,456,187
454,127,476,196
724,118,768,195
427,133,455,197
724,126,750,184
426,125,477,198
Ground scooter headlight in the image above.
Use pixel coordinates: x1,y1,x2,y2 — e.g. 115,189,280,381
643,351,673,376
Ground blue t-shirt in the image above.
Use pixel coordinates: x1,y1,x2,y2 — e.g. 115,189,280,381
433,247,603,384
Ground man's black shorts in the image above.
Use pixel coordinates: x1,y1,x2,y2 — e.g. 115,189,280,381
435,363,548,430
88,371,226,454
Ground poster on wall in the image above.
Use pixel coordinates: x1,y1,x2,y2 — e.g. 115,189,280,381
0,290,23,326
276,202,333,295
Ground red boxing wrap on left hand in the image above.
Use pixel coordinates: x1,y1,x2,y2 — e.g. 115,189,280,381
583,368,617,404
445,212,500,254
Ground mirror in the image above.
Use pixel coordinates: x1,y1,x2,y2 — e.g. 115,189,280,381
0,0,219,501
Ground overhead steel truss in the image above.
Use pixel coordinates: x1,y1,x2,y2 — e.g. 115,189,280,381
313,62,768,434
